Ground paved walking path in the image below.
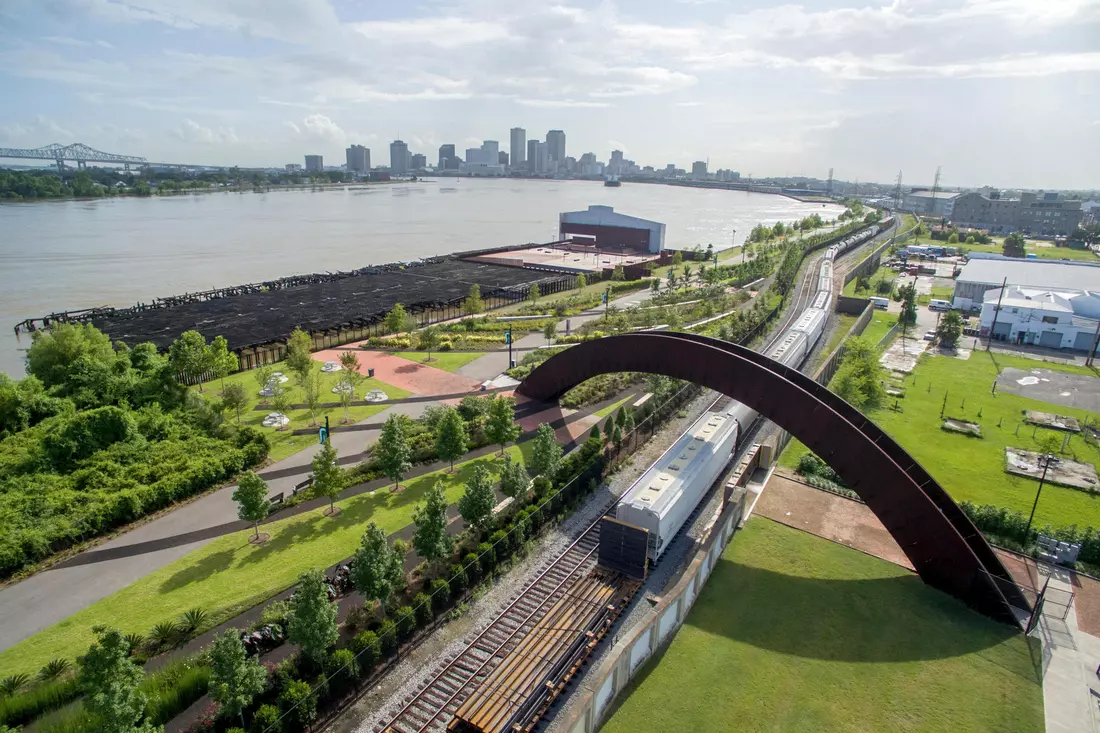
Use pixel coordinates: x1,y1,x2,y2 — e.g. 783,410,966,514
1039,576,1100,733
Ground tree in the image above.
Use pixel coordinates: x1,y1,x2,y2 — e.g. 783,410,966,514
575,273,587,290
222,382,248,424
337,351,364,423
612,424,623,447
78,626,156,733
417,327,441,362
498,454,530,499
773,221,785,236
528,283,541,303
351,522,404,618
484,396,520,455
937,310,964,348
529,423,562,479
168,330,212,390
672,251,683,266
288,569,339,664
897,282,918,329
312,440,343,515
464,284,484,315
543,322,555,346
385,303,410,334
1003,232,1027,258
298,365,323,426
434,406,468,471
285,327,313,380
253,364,275,403
270,389,293,428
375,413,411,491
209,631,266,729
209,335,238,393
413,481,453,569
650,278,660,294
832,336,887,410
27,321,114,387
232,471,269,542
611,265,625,281
458,464,495,532
946,232,960,244
682,264,692,280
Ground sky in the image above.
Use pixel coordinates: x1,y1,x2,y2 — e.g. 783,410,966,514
0,0,1098,189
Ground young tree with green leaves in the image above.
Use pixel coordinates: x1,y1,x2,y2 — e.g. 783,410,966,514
897,282,918,329
498,454,530,499
650,278,660,294
337,351,364,423
221,382,248,424
376,413,412,491
209,335,238,394
417,327,441,362
288,569,339,664
299,364,323,426
682,264,692,280
270,389,293,429
671,250,683,266
385,303,410,334
434,406,468,472
459,464,496,532
1003,232,1027,258
611,265,625,281
285,327,313,381
312,440,343,515
832,336,887,410
529,423,562,479
528,283,540,303
464,284,485,315
209,631,266,730
78,626,156,733
26,322,115,389
575,273,587,290
936,310,964,348
485,396,521,455
232,471,269,542
351,522,404,618
169,330,212,390
413,481,454,569
253,364,275,403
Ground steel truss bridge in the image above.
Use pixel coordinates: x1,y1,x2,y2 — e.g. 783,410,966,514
0,143,148,172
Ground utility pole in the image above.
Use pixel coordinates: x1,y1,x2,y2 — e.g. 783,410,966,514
1087,318,1100,367
986,277,1008,351
1024,453,1058,537
892,170,903,211
931,165,942,220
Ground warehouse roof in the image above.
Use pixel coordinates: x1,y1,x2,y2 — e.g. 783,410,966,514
958,257,1100,292
906,190,961,200
559,205,662,231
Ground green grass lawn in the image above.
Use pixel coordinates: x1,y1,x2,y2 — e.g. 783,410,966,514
390,351,486,372
196,361,410,462
593,395,633,419
0,443,534,676
809,314,857,371
602,519,1043,733
911,237,1097,263
861,309,898,347
843,265,895,297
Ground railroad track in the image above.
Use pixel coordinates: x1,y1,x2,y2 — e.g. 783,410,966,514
378,506,612,733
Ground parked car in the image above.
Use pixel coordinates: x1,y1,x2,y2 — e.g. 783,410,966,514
923,330,936,341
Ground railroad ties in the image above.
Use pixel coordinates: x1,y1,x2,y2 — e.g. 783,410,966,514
381,507,642,733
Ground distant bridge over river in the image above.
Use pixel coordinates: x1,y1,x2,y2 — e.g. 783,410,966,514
0,143,150,172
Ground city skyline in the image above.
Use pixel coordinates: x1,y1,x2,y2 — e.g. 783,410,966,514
0,1,1098,189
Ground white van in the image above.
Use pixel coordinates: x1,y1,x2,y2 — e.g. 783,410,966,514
928,299,952,311
868,297,889,310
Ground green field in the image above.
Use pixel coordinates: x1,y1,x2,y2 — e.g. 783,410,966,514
781,351,1100,528
391,351,486,372
0,444,533,676
810,314,857,372
843,265,895,297
602,519,1043,733
196,361,409,462
909,237,1097,263
594,395,633,419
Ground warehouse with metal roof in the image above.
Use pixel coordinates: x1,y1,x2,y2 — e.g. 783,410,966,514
559,205,666,254
952,257,1100,311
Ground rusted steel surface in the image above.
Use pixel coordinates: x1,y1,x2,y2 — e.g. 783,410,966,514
516,332,1024,625
449,570,638,733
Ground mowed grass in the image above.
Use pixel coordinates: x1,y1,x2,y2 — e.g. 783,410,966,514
390,351,486,372
602,519,1043,733
911,237,1098,263
780,351,1100,527
0,443,533,676
195,360,410,462
593,395,633,419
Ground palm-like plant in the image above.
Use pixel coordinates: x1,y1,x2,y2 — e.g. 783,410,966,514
37,659,71,682
0,673,30,697
150,621,180,650
179,608,207,634
124,632,145,655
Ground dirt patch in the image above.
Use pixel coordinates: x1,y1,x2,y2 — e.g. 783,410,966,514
1005,448,1099,492
754,471,913,570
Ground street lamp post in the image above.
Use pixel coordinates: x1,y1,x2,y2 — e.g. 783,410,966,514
1024,453,1058,538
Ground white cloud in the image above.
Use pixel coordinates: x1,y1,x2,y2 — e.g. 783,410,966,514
352,17,508,47
517,98,611,108
0,116,75,142
175,119,238,144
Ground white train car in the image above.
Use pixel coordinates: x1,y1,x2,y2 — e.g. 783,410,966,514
810,291,830,310
617,408,740,561
766,328,809,368
817,259,834,294
790,306,828,348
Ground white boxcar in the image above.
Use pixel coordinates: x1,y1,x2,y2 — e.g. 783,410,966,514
790,307,827,349
617,409,739,561
767,329,809,367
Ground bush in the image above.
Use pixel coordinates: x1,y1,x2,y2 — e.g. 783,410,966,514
344,604,371,632
349,631,380,675
394,606,416,641
141,657,212,725
326,649,359,696
278,680,316,733
477,542,494,574
490,529,509,556
0,677,82,728
449,563,468,594
377,619,398,656
531,476,551,499
429,578,451,612
250,703,281,733
463,553,480,582
413,593,434,626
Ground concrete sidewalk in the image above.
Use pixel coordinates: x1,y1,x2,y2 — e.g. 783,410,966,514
1040,575,1100,733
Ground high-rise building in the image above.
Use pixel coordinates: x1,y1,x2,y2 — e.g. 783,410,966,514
608,150,624,174
563,156,577,173
534,142,548,174
345,144,370,174
438,144,456,169
527,139,539,172
481,140,499,163
410,153,426,170
546,130,566,163
465,147,484,165
510,127,526,170
304,155,323,172
691,160,708,178
498,151,509,166
285,163,302,172
389,140,409,174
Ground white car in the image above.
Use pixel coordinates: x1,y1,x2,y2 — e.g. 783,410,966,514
262,412,290,428
923,330,936,341
321,361,342,373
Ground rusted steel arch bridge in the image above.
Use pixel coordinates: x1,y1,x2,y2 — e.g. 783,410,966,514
516,332,1029,625
0,143,148,172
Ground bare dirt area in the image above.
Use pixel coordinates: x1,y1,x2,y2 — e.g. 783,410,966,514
993,548,1100,638
754,471,913,570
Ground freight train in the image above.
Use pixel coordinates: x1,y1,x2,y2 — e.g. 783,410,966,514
616,219,892,562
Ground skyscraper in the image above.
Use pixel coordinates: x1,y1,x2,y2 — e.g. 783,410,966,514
345,145,370,174
481,140,499,163
609,150,624,174
527,139,539,172
498,151,509,165
438,144,456,169
546,130,566,163
410,153,426,170
389,140,409,174
305,155,323,172
510,127,526,169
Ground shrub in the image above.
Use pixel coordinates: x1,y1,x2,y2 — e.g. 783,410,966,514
413,593,434,626
489,529,508,555
250,703,281,733
477,542,494,574
378,619,398,656
449,563,468,594
326,649,359,697
0,676,82,728
531,476,551,499
179,607,207,634
278,680,316,733
395,606,417,641
349,631,380,675
142,657,212,725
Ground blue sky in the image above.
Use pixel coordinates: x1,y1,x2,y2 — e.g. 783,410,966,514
1,0,1098,188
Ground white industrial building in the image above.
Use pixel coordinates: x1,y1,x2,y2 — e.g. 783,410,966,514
980,286,1099,351
952,257,1100,311
902,190,960,217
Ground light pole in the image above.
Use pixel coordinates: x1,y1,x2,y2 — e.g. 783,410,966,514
1024,453,1058,538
